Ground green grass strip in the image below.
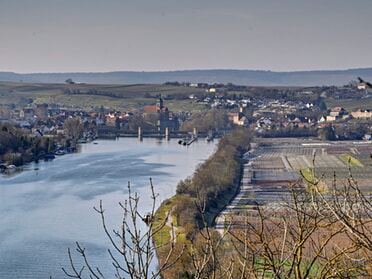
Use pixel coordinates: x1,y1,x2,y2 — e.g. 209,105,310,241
300,168,314,182
299,168,328,193
339,155,363,167
153,198,174,246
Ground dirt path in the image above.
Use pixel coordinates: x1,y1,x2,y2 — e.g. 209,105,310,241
165,210,178,242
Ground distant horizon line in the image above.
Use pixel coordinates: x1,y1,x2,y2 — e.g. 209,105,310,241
2,67,372,75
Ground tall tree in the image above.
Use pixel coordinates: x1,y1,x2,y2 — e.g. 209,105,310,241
64,117,83,140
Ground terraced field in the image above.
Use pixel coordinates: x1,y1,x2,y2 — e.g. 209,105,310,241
251,138,372,192
216,137,372,234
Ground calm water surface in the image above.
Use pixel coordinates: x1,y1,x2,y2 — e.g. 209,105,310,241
0,137,217,279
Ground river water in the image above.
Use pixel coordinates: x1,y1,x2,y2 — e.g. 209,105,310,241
0,137,217,279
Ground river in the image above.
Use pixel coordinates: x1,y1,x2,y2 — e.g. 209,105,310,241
0,137,217,279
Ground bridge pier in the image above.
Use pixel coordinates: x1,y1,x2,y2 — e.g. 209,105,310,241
165,127,170,141
138,126,143,141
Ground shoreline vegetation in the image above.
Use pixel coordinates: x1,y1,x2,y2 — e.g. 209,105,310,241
153,127,252,277
0,122,82,173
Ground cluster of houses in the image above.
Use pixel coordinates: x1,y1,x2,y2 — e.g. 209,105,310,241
0,96,180,136
225,97,372,139
323,107,372,122
1,104,116,136
226,95,369,125
0,90,371,139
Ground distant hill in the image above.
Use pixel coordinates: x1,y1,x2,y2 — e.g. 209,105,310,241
1,68,372,86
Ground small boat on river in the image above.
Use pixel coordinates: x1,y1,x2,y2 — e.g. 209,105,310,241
55,150,65,155
44,154,56,160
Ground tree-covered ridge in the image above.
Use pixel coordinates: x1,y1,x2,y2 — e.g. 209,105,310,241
4,68,372,86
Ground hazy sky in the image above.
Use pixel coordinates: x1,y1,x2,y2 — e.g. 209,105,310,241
1,0,372,73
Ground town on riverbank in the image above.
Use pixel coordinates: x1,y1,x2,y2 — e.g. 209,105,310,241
1,80,372,171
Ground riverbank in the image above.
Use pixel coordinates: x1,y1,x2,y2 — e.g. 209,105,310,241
152,128,252,277
0,145,77,174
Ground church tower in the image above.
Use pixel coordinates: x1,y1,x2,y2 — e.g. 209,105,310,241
156,94,164,111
